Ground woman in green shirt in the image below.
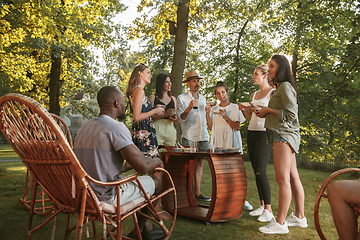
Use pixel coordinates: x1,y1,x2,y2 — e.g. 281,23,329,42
256,55,307,234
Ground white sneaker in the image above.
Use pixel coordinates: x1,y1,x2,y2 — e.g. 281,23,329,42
257,209,274,222
249,206,264,216
259,217,289,234
243,201,253,211
285,212,308,228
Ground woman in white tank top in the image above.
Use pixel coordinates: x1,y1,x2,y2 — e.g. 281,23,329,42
239,64,275,223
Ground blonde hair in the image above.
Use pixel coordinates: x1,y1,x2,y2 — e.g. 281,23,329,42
256,64,271,84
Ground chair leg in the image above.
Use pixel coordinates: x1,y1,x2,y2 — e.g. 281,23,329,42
76,189,87,240
92,220,97,239
65,214,71,240
26,180,38,240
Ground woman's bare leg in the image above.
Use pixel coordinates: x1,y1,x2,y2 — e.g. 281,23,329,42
273,142,292,224
289,152,305,219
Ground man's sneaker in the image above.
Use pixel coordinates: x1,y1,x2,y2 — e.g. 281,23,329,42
259,217,289,234
243,201,253,210
285,212,308,228
196,194,211,201
257,209,274,222
249,206,264,216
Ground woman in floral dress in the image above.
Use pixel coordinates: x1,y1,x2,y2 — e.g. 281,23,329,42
126,64,164,158
126,64,173,220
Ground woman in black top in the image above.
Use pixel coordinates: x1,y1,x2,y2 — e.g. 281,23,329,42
149,73,178,146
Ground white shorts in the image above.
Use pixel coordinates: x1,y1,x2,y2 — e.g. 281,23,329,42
104,175,155,206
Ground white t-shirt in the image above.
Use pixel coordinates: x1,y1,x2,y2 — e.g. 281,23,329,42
209,103,245,152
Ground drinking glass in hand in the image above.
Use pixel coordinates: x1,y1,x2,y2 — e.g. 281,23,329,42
168,108,176,118
193,100,198,109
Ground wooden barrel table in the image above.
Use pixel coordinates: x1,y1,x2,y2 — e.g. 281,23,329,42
161,150,247,222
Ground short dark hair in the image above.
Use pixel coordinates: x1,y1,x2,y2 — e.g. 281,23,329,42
97,86,121,107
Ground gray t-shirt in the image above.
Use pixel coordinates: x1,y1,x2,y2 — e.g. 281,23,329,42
74,115,133,201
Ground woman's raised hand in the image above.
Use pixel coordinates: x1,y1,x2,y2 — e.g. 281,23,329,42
165,108,176,117
205,105,211,115
239,103,256,113
220,109,227,118
255,105,267,118
153,107,165,116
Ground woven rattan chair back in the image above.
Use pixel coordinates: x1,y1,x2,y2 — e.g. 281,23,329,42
51,113,73,148
0,94,101,239
19,113,73,216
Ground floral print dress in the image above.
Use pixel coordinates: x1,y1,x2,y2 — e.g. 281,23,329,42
131,95,160,158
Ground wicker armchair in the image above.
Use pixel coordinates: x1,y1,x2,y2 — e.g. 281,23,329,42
314,168,360,240
0,93,177,240
19,113,72,216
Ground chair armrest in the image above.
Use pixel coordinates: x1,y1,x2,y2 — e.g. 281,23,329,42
86,167,169,187
85,172,142,187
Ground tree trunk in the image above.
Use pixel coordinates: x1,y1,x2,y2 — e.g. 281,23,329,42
292,1,302,82
232,20,249,102
170,0,189,142
170,0,189,98
49,53,61,115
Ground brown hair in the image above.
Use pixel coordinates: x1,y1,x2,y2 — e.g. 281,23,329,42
214,81,228,94
155,73,172,98
126,63,149,99
270,55,299,104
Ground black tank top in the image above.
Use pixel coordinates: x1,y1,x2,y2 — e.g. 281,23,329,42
154,96,175,120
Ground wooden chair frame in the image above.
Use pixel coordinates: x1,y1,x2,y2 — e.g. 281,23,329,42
19,113,72,216
0,93,177,240
314,167,360,240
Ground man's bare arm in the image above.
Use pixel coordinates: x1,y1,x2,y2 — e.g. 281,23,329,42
120,144,163,174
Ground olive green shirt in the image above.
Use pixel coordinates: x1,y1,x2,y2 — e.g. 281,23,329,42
265,82,300,153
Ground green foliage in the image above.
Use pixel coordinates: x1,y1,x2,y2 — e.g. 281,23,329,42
0,0,126,111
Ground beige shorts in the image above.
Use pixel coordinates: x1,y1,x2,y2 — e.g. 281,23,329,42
154,119,176,146
104,176,155,206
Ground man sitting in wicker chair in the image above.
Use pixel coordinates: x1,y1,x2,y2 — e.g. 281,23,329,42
74,86,165,240
328,179,360,240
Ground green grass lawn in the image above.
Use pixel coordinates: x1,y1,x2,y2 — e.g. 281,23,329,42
0,144,20,160
0,148,346,240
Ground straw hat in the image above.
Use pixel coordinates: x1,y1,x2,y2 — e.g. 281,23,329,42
182,70,203,83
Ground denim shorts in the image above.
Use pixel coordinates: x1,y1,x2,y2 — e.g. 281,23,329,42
267,130,287,144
